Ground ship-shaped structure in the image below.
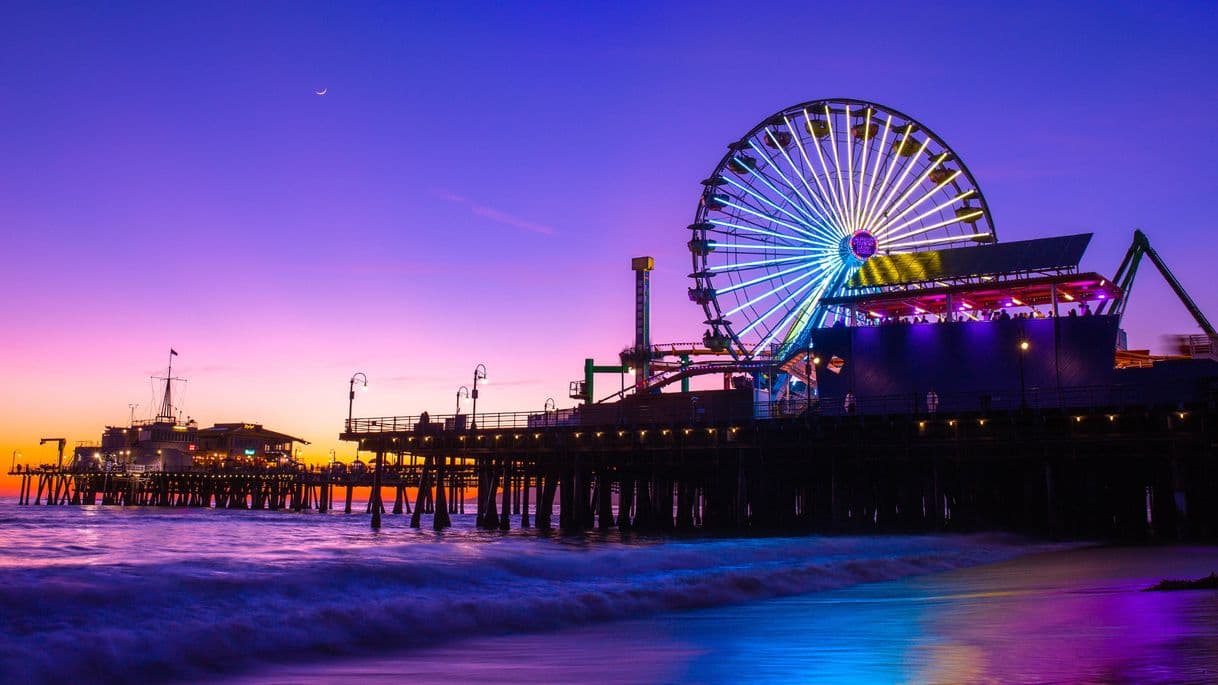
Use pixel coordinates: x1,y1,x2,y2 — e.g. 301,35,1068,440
75,351,308,471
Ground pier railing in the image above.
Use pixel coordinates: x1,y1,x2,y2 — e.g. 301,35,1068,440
345,381,1213,435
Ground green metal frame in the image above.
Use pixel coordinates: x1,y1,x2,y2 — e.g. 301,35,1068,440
1099,229,1216,336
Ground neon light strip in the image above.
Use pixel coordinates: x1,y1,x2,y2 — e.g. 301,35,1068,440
734,157,841,241
854,108,873,233
801,108,852,235
863,136,931,232
737,272,822,337
757,131,843,237
707,219,819,246
845,104,856,229
719,173,817,230
779,116,843,233
773,264,848,348
732,151,817,228
746,141,839,238
871,187,972,238
825,104,852,234
881,211,986,245
859,124,913,232
751,264,842,352
720,198,822,238
790,112,851,236
859,114,893,239
865,152,948,235
709,253,815,272
710,243,822,252
715,256,836,295
880,230,989,251
723,264,828,316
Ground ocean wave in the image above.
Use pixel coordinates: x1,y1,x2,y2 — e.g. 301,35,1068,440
0,529,1042,685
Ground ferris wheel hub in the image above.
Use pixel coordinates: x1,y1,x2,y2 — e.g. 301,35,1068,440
848,230,878,262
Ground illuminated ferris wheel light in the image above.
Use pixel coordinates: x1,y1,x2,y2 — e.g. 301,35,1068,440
690,98,997,360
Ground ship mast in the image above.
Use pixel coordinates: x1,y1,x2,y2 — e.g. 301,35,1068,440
154,348,183,423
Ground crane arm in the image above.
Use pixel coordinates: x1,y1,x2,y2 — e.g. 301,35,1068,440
1139,233,1217,336
1105,229,1216,337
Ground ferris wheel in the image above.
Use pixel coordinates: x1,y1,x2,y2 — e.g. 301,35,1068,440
689,98,996,361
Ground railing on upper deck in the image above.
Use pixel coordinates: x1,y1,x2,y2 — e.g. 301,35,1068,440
343,380,1214,436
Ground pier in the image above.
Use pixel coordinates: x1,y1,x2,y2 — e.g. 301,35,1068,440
12,381,1217,540
9,97,1218,542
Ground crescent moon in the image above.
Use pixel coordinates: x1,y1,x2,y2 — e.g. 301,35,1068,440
315,88,328,96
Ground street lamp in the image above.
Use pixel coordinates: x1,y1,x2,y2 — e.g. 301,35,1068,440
10,450,20,473
456,386,470,415
347,372,368,432
471,364,487,430
1018,340,1030,409
544,397,556,426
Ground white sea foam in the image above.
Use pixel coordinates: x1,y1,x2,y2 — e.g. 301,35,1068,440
0,504,1043,684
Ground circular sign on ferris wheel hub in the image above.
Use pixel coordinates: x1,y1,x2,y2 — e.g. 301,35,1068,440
689,98,997,361
849,230,878,261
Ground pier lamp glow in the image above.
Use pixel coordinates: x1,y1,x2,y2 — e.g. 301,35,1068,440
347,372,368,433
455,386,470,415
471,364,488,430
1018,340,1030,408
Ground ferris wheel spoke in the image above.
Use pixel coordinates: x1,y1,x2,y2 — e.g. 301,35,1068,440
737,275,821,338
747,140,839,235
773,118,844,234
707,219,818,247
854,108,874,231
719,174,824,234
823,105,853,234
773,265,848,348
863,136,931,232
732,169,842,244
880,212,987,246
723,264,829,317
800,109,853,235
880,231,991,251
860,115,894,231
865,152,948,234
860,124,914,232
719,197,824,239
871,186,972,240
845,105,858,228
751,265,843,355
715,256,835,296
734,158,829,228
709,253,819,273
711,242,822,252
783,116,849,235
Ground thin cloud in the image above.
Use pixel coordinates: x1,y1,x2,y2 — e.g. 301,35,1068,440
433,188,555,236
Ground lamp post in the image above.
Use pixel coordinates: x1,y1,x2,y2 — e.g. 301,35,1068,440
1018,340,1030,409
347,372,368,432
10,450,20,473
544,397,556,426
471,364,487,430
456,386,470,415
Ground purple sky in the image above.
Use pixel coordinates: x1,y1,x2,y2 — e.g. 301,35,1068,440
2,2,1217,466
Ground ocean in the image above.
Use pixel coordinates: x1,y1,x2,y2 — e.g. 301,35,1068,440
1,503,1215,684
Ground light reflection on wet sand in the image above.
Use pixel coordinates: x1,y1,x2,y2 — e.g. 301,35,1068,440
232,546,1218,684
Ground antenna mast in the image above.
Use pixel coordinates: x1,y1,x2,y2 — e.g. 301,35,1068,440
153,349,184,423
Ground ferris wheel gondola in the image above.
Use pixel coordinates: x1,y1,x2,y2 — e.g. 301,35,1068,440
690,98,997,361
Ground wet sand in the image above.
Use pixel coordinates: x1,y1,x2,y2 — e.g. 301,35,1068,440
231,545,1218,684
